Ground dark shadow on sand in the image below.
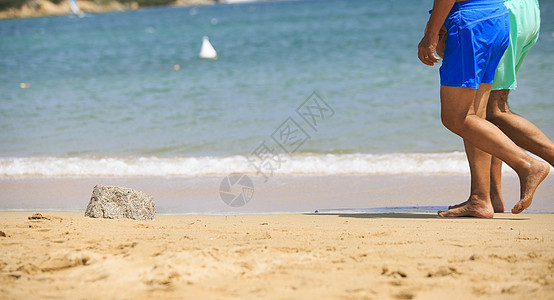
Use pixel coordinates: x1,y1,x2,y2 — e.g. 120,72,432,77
304,212,530,221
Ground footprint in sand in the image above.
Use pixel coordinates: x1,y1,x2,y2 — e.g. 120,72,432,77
28,213,62,222
141,263,180,286
382,266,407,278
16,263,41,275
40,251,95,272
394,291,415,300
427,266,459,277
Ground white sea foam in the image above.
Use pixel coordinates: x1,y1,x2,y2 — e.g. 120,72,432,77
0,153,517,177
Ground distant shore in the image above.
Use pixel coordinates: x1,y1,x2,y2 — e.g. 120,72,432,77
0,0,215,20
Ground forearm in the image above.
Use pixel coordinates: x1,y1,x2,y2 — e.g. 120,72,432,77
418,0,456,65
426,0,456,35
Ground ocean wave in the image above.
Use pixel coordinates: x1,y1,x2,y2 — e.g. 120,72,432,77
0,153,518,177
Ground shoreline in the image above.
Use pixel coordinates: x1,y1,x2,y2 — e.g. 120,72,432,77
1,173,552,214
1,212,553,298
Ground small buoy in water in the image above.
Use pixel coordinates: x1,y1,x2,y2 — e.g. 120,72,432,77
199,36,218,60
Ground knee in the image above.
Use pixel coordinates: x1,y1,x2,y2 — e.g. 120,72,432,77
486,107,502,124
486,90,511,123
486,103,512,125
441,113,464,134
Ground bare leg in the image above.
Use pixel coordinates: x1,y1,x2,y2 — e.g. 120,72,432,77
439,84,494,218
448,147,506,214
486,90,553,213
439,85,549,215
490,156,505,212
487,90,554,166
440,141,495,218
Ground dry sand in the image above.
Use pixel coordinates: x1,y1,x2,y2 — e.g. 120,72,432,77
1,212,553,299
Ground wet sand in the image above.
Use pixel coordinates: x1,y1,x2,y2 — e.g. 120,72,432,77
1,174,553,214
0,212,553,299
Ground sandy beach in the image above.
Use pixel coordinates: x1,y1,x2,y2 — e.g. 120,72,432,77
1,0,553,297
1,211,553,299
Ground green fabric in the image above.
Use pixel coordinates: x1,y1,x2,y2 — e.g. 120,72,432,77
493,0,540,90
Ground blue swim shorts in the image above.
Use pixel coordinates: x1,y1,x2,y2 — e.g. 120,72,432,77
440,0,510,89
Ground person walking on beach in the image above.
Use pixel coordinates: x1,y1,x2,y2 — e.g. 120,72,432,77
440,0,554,217
417,0,549,218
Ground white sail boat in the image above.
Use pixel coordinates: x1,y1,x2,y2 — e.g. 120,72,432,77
69,0,85,17
199,36,218,60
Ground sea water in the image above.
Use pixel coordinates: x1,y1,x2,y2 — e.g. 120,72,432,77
0,0,553,177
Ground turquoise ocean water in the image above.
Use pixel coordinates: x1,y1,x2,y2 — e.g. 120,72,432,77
0,0,553,177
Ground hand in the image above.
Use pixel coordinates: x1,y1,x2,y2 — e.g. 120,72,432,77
418,24,441,66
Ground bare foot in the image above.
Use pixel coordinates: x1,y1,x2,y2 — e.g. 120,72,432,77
439,198,494,218
448,200,468,210
512,160,550,214
449,198,504,213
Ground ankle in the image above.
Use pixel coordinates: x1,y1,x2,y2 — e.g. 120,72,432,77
468,194,491,205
